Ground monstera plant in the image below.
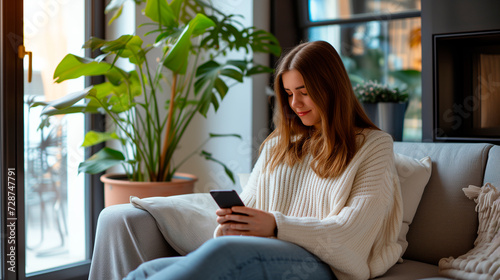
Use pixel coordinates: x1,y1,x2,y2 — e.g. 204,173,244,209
33,0,281,183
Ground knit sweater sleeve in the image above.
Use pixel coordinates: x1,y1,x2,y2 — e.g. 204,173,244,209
272,133,403,280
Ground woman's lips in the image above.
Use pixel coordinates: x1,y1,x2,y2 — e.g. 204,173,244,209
297,110,311,117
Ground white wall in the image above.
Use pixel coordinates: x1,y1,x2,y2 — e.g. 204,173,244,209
104,0,136,174
125,0,272,192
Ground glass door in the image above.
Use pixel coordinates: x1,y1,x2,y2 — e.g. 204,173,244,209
23,0,87,274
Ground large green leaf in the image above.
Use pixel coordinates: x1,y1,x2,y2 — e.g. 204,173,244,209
105,0,145,25
41,105,101,117
144,0,176,27
220,68,243,82
163,13,215,74
169,0,184,21
105,0,128,14
246,65,274,76
88,71,142,113
92,82,116,100
100,35,134,52
105,0,126,25
78,147,125,174
104,35,145,63
83,37,108,51
85,35,146,65
226,60,248,72
53,54,122,84
247,29,281,57
40,87,96,113
194,60,245,116
200,15,280,58
108,5,123,25
81,131,120,148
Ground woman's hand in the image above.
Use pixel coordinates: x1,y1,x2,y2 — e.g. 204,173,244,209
215,207,277,237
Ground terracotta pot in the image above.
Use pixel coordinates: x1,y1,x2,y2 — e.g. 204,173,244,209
100,173,197,207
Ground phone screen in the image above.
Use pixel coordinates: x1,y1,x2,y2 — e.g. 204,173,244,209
210,189,245,209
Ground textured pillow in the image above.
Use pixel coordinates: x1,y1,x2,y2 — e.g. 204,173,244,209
394,153,432,258
439,183,500,280
130,193,219,255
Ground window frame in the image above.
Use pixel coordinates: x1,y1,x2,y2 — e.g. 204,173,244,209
299,1,421,27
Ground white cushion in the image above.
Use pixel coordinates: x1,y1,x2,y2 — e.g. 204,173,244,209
130,193,219,255
394,153,432,258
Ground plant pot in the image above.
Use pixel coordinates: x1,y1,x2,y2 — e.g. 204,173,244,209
362,102,408,141
377,102,408,141
362,103,379,125
100,173,197,207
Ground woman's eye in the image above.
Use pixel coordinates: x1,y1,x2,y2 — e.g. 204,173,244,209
301,92,308,96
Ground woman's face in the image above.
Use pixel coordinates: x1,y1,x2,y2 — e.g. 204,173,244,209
282,69,321,129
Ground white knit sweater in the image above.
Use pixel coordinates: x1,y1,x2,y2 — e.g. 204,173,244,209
216,129,403,280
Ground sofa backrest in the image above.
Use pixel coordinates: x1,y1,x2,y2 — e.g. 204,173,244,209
393,142,494,265
484,146,500,187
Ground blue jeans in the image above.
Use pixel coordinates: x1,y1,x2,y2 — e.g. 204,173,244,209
124,236,337,280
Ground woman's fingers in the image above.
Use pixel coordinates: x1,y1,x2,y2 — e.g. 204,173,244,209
220,223,249,235
224,213,248,223
216,208,236,224
217,206,277,237
215,208,231,216
230,206,253,216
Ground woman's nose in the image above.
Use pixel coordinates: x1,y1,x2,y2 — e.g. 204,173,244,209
291,93,303,108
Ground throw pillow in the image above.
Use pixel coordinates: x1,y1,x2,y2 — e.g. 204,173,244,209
394,153,432,259
438,183,500,280
130,193,219,255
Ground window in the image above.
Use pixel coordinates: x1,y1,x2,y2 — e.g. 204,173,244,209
302,0,422,141
23,0,87,273
1,1,105,279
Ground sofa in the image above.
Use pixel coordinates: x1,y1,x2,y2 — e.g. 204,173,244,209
378,141,500,279
94,141,499,279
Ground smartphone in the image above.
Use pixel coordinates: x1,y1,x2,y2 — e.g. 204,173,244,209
210,189,245,209
210,190,247,219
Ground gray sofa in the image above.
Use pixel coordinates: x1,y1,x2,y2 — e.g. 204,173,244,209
91,142,499,279
378,142,500,280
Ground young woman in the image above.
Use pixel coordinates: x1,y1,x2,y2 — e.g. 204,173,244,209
119,40,403,280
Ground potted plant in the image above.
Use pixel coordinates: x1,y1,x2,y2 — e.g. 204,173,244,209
354,80,409,141
32,0,281,206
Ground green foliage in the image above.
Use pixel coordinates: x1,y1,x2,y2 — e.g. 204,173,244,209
354,80,409,103
78,147,126,175
32,0,281,182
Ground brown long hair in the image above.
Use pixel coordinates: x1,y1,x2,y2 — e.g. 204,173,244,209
263,40,378,178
